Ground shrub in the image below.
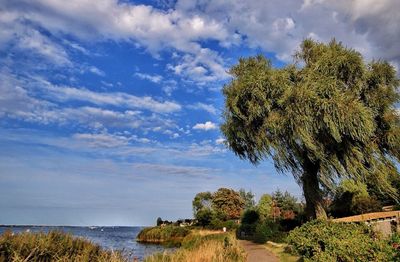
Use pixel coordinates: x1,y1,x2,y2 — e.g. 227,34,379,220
209,217,223,230
287,220,394,262
195,209,214,227
137,226,190,245
241,210,259,225
0,230,125,262
221,220,239,231
253,220,283,244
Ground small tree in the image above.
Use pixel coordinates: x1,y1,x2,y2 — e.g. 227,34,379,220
156,217,163,226
257,194,273,220
222,39,400,219
192,191,213,216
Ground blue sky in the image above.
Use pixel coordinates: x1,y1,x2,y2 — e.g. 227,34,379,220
1,0,399,226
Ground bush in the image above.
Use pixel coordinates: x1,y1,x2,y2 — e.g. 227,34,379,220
137,226,190,245
241,210,259,225
222,220,239,231
253,220,283,244
195,209,214,227
0,230,125,262
287,220,394,262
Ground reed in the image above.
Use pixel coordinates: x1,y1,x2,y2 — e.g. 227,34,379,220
0,230,126,262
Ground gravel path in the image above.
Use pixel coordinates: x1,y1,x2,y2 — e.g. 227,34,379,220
239,240,279,262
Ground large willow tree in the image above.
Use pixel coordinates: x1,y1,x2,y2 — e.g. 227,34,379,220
221,39,400,219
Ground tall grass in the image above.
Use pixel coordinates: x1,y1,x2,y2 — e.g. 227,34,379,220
144,233,246,262
0,230,126,262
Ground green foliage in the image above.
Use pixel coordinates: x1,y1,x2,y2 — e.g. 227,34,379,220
0,230,126,262
238,208,285,243
212,188,245,220
137,226,190,245
192,188,245,227
330,179,382,217
192,191,213,216
389,232,400,261
257,194,273,220
287,220,394,262
222,38,400,219
338,179,369,198
253,220,283,244
272,190,300,214
239,188,256,210
195,209,214,227
241,209,260,225
157,217,163,226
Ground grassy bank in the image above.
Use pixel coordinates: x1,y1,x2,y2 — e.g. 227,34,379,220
0,230,126,262
144,231,246,262
137,226,190,245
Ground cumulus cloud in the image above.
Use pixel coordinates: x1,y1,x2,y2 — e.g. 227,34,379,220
2,0,400,84
175,0,400,67
0,0,232,84
193,121,217,131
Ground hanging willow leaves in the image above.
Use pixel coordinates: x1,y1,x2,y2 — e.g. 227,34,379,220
222,39,400,219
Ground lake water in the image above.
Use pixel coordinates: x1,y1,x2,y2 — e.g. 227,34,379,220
0,225,172,261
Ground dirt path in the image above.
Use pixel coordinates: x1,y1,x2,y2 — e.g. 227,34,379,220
239,240,279,262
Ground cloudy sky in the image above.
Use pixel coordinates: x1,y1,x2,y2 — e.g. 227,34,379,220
1,0,399,226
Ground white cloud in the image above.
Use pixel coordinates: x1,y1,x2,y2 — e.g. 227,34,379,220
0,0,232,84
162,79,178,96
175,0,400,68
88,66,105,76
0,71,178,131
134,72,163,83
188,102,218,115
73,132,130,148
167,48,229,84
35,78,181,113
215,137,225,145
193,121,217,131
16,27,71,66
132,163,217,178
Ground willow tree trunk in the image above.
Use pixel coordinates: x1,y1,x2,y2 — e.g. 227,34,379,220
301,160,327,220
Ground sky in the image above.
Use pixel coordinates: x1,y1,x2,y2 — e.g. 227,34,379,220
1,0,400,226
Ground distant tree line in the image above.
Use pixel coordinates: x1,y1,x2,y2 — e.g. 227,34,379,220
192,187,303,231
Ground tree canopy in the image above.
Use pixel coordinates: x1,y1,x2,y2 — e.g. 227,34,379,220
222,39,400,219
257,194,273,220
212,188,245,220
192,191,213,215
